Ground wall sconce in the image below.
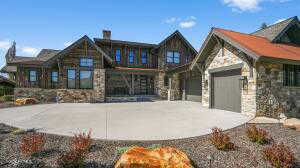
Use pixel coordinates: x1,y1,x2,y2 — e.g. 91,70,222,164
239,76,248,90
205,79,208,87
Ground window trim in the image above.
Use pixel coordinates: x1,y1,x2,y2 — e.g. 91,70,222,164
79,70,93,89
128,49,135,64
166,51,180,64
79,57,93,67
28,70,37,82
283,64,300,87
115,49,121,63
67,69,76,89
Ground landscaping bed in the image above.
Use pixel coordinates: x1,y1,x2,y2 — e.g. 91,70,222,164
0,123,299,168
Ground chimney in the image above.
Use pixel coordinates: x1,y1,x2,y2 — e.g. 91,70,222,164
102,30,111,40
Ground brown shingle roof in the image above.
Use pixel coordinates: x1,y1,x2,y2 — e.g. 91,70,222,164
0,66,17,73
252,16,298,42
36,49,61,61
94,38,158,48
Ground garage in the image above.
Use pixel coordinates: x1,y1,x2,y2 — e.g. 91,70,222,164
212,68,241,112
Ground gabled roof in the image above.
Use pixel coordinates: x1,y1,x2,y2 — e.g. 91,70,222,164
191,26,300,70
252,16,299,42
156,30,198,55
46,35,114,65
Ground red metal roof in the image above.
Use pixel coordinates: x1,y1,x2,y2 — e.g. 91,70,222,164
214,28,300,61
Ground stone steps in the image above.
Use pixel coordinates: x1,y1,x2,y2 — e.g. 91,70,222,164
106,95,161,103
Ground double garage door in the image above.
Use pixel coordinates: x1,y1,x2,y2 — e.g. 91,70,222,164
212,68,241,113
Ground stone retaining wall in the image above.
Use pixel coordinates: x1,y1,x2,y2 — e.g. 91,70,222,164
57,89,94,103
14,88,57,103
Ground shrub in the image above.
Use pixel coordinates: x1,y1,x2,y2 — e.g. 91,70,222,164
210,127,235,151
57,130,92,168
262,142,295,168
20,133,45,157
246,125,269,145
70,130,92,153
1,95,14,102
57,150,86,168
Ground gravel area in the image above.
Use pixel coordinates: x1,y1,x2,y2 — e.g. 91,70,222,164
0,123,299,168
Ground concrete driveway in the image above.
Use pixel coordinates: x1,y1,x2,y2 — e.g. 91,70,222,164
0,101,252,140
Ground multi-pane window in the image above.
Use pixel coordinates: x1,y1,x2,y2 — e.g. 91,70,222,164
51,71,58,88
80,58,93,67
166,51,180,64
29,70,37,82
141,50,147,64
115,49,121,63
67,69,76,89
129,50,135,64
80,71,93,89
283,64,300,86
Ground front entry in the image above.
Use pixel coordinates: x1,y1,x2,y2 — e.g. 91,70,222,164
212,68,241,112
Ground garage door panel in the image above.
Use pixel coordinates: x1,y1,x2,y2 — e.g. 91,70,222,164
213,69,241,113
186,76,202,102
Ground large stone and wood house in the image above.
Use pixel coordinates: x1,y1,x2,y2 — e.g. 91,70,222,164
190,16,300,118
1,16,300,119
1,30,200,103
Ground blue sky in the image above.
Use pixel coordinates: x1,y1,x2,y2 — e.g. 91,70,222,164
0,0,299,68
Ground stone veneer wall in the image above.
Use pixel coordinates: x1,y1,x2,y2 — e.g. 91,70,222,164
57,89,94,103
155,72,168,99
93,69,106,103
170,73,181,100
202,43,256,116
15,69,106,103
256,62,300,118
14,88,57,103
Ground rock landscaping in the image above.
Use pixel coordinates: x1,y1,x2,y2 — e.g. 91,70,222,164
0,123,299,168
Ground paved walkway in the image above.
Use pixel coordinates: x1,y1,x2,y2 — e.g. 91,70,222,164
0,101,253,140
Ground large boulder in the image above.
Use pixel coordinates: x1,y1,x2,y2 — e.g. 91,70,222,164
15,98,38,105
115,146,193,168
283,118,300,131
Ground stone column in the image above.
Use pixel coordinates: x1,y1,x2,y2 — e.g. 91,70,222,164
94,69,106,103
155,72,167,99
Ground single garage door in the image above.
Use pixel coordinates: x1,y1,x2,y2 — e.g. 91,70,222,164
186,76,202,102
212,68,241,112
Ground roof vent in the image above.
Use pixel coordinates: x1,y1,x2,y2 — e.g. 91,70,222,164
103,30,111,40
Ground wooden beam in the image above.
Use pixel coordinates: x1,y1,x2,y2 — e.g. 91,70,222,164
121,74,131,94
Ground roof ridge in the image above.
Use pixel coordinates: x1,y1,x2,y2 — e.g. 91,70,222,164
214,27,269,39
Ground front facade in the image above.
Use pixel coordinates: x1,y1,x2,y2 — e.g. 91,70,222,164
191,16,300,119
2,30,199,103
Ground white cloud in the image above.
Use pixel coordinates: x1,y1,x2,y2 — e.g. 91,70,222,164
64,41,73,47
0,40,12,50
21,47,39,56
179,16,197,29
164,17,181,24
222,0,292,12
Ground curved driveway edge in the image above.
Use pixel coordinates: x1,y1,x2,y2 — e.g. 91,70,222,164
0,101,253,140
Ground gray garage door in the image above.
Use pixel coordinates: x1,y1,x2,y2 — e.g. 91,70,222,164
212,69,241,112
186,76,202,102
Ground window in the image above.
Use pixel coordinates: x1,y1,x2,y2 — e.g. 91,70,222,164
129,50,135,64
80,71,93,89
166,51,180,64
67,69,76,89
51,71,58,88
29,70,37,82
141,50,147,64
283,64,300,86
115,49,121,63
80,58,93,67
